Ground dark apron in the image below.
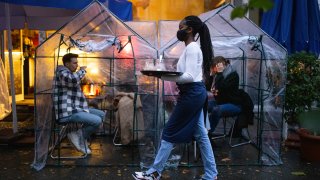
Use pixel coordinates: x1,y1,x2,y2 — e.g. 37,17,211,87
162,82,207,143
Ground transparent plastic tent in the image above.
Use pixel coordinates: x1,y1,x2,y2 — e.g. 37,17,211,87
31,1,161,170
32,1,287,171
0,58,11,120
159,4,287,166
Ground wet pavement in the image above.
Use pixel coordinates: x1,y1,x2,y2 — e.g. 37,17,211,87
1,101,320,179
0,135,320,180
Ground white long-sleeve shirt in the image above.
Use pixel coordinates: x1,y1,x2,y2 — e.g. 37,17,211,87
161,42,203,83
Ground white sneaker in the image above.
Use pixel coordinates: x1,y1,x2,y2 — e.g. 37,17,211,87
67,131,81,151
79,138,91,154
132,171,160,180
84,140,92,154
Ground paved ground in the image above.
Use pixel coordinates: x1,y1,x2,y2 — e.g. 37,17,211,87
1,101,320,179
0,136,320,180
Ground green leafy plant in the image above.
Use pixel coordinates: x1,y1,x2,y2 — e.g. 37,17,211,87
231,0,273,20
284,52,320,124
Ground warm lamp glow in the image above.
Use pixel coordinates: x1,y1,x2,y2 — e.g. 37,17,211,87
56,48,89,56
87,63,99,75
82,84,101,96
5,51,23,55
70,49,85,55
90,68,99,75
89,84,94,95
122,44,132,54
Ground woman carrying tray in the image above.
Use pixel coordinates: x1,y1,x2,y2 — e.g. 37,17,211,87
133,15,218,180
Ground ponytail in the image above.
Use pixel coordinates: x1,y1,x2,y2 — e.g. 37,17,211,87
199,24,213,89
184,16,213,89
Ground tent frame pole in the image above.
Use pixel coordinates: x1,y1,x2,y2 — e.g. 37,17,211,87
5,2,18,134
1,31,4,62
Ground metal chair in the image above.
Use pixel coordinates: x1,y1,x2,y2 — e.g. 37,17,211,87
49,121,88,162
210,114,252,148
210,117,228,140
112,124,122,146
226,115,252,147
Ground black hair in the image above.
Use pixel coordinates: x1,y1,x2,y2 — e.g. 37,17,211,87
184,15,213,89
62,53,78,65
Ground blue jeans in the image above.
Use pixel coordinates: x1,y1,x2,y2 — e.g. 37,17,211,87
208,100,241,131
60,108,105,139
146,111,218,179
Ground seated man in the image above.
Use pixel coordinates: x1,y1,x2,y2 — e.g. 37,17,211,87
207,56,253,137
53,53,104,154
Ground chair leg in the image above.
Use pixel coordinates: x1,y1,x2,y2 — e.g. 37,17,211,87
112,126,124,146
193,141,197,161
95,110,107,136
228,119,252,148
210,117,227,140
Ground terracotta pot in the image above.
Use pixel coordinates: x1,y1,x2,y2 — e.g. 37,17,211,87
297,128,320,162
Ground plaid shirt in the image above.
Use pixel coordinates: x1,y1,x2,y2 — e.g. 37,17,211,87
53,65,89,120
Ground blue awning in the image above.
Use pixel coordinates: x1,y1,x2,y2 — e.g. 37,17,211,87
0,0,132,21
261,0,320,56
108,0,132,21
0,0,106,9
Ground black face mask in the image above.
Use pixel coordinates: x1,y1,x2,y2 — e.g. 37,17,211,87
176,29,188,41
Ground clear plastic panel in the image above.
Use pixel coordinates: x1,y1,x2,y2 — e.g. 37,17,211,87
36,34,61,57
219,6,262,36
35,57,55,93
78,57,112,85
32,93,53,171
159,21,179,48
58,3,105,37
0,58,11,120
162,41,185,59
206,15,241,37
126,21,158,48
138,90,163,168
262,36,287,60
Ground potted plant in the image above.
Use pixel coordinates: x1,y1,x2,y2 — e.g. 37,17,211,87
284,51,320,161
297,110,320,161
